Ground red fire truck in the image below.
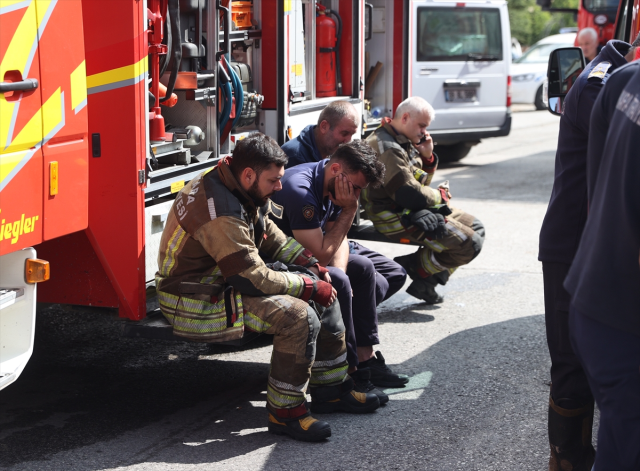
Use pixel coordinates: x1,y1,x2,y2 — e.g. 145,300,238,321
0,0,374,390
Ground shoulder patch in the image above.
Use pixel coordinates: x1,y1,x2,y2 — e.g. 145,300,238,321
302,205,315,221
268,200,284,219
588,61,612,80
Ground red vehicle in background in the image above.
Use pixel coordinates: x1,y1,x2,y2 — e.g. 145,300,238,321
577,0,619,45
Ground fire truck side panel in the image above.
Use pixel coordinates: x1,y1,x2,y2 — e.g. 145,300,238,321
0,0,44,256
36,0,89,241
37,0,148,320
37,230,120,307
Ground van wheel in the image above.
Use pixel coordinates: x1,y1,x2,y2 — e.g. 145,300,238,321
534,86,545,110
435,143,473,163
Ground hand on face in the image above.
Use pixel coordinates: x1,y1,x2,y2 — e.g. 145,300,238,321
416,132,434,158
329,174,359,211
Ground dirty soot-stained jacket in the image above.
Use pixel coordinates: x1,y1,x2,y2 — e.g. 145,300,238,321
156,158,319,341
363,119,444,236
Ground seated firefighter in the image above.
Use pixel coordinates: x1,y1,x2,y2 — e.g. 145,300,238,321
282,100,360,168
363,97,485,303
155,134,379,442
271,140,409,404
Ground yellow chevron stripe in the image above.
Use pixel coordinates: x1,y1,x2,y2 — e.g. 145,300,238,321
0,0,40,150
7,86,60,152
70,60,86,110
86,57,147,91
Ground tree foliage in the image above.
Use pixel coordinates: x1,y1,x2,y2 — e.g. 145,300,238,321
508,0,578,47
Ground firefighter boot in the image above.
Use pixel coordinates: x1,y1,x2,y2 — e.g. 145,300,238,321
267,404,332,442
394,254,445,304
548,396,596,471
309,376,380,414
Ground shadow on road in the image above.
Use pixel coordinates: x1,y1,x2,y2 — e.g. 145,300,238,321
0,309,551,470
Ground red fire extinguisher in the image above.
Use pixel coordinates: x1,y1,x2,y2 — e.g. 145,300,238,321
316,5,342,97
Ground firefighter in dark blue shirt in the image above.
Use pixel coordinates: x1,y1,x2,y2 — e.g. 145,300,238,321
565,55,640,471
538,39,633,470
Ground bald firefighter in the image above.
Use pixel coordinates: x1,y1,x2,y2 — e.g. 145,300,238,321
363,97,485,303
155,134,379,442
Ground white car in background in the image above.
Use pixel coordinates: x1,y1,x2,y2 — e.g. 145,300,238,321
511,33,576,109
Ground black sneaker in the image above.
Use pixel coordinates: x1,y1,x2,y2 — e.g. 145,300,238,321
406,277,444,304
351,369,389,405
358,351,409,388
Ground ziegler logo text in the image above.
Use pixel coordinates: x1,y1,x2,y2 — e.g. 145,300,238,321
0,211,40,245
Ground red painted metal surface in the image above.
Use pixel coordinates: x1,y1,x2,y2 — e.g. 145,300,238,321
38,0,89,241
261,0,277,109
0,3,44,256
338,1,354,97
39,0,148,320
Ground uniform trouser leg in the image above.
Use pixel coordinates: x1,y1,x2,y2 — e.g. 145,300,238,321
349,241,407,303
390,207,484,276
542,262,593,404
241,294,347,413
569,306,640,471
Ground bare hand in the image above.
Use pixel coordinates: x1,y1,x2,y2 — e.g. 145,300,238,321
416,133,434,159
328,287,337,305
330,174,359,212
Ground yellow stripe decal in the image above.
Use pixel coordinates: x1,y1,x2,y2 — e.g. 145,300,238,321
70,60,87,112
86,57,148,95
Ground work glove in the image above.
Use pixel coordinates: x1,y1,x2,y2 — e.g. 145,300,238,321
402,209,447,240
300,276,335,307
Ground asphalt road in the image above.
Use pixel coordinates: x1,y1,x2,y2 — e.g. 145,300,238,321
0,108,583,471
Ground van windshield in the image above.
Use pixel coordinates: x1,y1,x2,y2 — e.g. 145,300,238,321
417,7,503,61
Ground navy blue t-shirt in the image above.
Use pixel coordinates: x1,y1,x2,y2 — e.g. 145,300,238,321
270,159,341,237
564,62,640,337
538,40,630,265
281,125,323,168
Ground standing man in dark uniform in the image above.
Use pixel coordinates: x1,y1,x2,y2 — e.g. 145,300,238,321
564,56,640,471
538,39,633,470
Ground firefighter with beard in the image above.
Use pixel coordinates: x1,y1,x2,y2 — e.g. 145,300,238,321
155,134,379,442
363,96,485,304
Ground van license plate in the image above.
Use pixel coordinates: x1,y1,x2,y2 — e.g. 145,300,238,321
445,89,477,102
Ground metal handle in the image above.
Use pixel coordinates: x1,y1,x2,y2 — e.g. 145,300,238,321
365,3,373,41
216,0,230,61
0,78,38,93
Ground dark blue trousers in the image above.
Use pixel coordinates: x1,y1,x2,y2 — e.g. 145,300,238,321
327,241,407,367
569,306,640,471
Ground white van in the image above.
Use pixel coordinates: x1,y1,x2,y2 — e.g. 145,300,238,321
364,0,512,162
412,0,512,160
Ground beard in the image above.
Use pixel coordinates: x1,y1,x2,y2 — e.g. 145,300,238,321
246,179,273,207
327,176,337,200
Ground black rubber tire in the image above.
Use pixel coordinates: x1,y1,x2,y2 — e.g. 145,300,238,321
534,85,546,110
435,142,473,163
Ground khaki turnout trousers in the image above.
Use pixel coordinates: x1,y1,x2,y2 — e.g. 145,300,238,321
241,294,348,412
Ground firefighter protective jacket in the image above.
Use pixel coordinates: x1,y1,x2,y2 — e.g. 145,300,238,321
362,120,442,237
155,159,320,341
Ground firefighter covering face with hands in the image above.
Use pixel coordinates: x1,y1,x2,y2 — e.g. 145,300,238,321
155,133,379,442
363,96,485,304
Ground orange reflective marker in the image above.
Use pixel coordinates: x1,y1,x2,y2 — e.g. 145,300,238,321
50,161,59,196
25,259,50,283
400,238,411,244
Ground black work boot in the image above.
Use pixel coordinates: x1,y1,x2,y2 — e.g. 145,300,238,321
393,254,421,281
267,404,331,442
351,368,389,405
310,376,380,414
406,277,444,304
358,351,409,388
548,396,596,471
